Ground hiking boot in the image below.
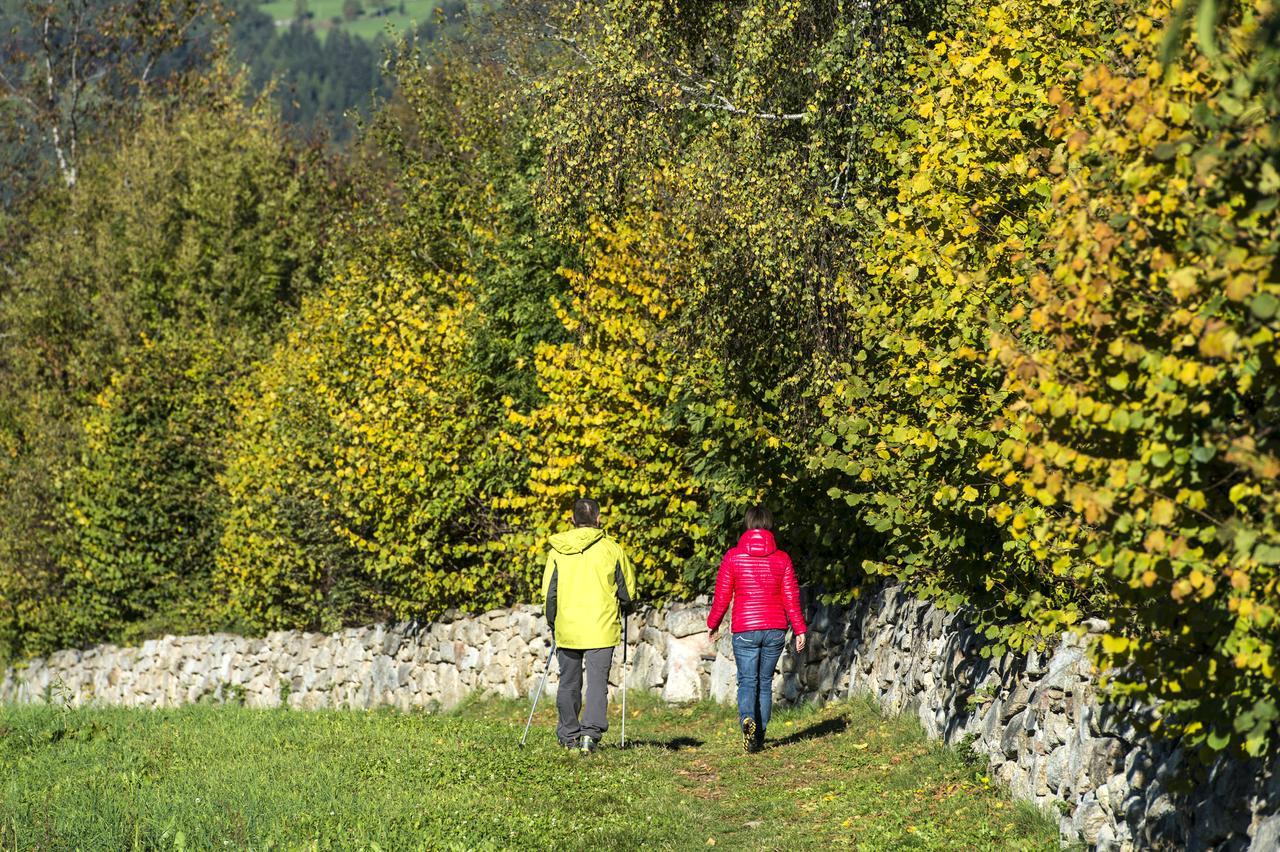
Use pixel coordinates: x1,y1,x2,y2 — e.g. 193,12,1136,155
741,717,759,753
559,737,580,750
579,735,598,755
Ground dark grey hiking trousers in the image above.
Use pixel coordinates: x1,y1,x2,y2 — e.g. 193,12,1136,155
556,647,614,744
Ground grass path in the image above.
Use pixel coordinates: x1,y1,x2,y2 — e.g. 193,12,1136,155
1,693,1057,850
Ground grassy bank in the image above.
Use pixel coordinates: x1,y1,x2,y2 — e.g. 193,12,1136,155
257,0,468,41
1,694,1057,849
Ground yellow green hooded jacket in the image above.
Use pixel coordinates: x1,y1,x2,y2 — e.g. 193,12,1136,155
541,526,636,649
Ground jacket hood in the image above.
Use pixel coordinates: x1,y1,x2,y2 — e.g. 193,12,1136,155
548,526,606,555
738,529,777,557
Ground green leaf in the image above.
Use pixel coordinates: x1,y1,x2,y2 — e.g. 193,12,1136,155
1159,0,1196,67
1206,728,1231,750
1254,543,1280,566
1250,292,1278,321
1195,0,1219,60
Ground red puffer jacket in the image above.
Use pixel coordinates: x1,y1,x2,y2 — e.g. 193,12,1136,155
706,529,807,635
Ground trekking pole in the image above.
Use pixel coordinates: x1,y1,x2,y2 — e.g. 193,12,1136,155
621,615,628,749
519,639,557,748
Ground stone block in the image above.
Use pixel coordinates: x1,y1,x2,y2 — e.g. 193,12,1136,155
456,644,480,671
623,643,662,691
462,620,485,646
666,608,710,638
662,634,709,702
1251,814,1280,852
370,655,399,693
1074,798,1110,845
1002,710,1030,757
709,653,736,704
1045,745,1071,794
381,627,404,658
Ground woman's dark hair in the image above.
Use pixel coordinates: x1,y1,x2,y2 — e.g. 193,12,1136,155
573,497,601,527
745,505,773,531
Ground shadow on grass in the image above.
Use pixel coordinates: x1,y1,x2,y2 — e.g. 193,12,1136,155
622,736,704,751
767,715,849,748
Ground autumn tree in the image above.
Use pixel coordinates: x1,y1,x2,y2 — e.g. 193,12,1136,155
0,0,222,195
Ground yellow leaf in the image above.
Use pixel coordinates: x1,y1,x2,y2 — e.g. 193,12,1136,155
1150,500,1175,526
1101,634,1130,654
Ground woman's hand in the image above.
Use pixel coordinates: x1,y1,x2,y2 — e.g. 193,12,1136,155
708,629,721,644
795,633,806,653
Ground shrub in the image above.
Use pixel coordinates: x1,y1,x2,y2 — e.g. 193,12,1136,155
497,215,717,598
60,327,251,646
217,260,510,631
813,0,1117,639
0,88,331,658
988,0,1280,757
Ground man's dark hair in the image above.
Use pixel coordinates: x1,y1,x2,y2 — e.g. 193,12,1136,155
745,505,773,531
573,497,601,527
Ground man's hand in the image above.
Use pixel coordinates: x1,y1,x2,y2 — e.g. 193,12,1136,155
708,629,721,645
795,633,806,653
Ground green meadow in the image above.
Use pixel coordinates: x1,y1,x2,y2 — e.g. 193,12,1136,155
0,694,1057,850
256,0,468,41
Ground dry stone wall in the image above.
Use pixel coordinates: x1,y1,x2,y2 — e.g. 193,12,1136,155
3,584,1277,850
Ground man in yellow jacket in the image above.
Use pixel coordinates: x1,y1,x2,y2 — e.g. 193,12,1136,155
542,497,636,754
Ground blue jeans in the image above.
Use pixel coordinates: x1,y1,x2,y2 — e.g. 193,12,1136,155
733,629,786,741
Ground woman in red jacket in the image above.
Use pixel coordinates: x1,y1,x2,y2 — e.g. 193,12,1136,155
707,505,807,753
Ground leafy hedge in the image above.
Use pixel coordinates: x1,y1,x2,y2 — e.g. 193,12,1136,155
0,87,333,658
497,215,717,599
62,328,247,647
216,261,509,631
990,0,1280,758
816,0,1119,640
817,0,1280,757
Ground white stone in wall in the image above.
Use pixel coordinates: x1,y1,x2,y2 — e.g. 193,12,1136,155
436,664,462,709
456,644,479,671
620,643,658,690
665,607,710,638
709,652,736,704
662,633,709,702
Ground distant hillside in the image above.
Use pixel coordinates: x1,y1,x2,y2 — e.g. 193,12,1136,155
230,0,478,141
259,0,461,42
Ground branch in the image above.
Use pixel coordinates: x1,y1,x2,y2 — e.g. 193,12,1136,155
540,25,590,65
68,6,82,177
691,92,805,122
0,68,40,114
541,23,806,122
140,0,212,86
39,13,75,187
